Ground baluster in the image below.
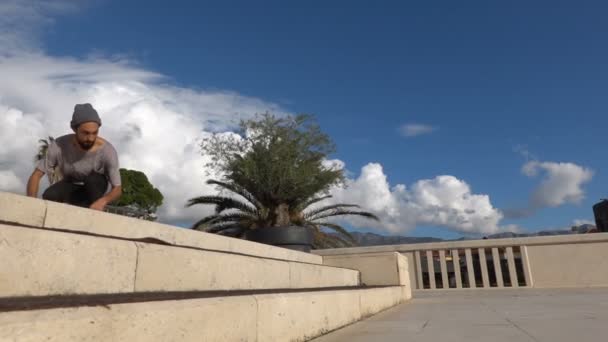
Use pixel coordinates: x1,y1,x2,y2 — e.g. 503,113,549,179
426,250,436,289
506,247,519,287
478,248,490,288
439,250,449,289
415,250,423,290
465,248,475,288
520,246,533,287
491,247,504,287
451,249,462,289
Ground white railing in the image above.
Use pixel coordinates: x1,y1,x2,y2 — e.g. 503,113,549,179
315,233,608,290
412,245,531,289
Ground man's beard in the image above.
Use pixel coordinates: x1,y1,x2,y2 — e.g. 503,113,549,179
78,140,95,150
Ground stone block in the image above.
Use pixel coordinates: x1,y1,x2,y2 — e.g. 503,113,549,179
359,286,408,317
134,242,290,291
0,224,136,297
43,199,322,264
254,290,362,341
0,191,46,227
322,252,410,286
289,262,360,289
0,296,257,342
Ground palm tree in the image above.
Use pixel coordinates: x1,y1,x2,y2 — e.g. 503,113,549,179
35,137,53,162
187,179,378,249
35,136,62,184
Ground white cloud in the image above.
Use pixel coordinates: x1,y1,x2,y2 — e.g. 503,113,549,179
522,161,593,208
573,219,595,226
321,159,345,172
327,163,507,235
399,123,436,137
0,57,283,223
0,2,284,224
0,1,514,236
0,0,80,54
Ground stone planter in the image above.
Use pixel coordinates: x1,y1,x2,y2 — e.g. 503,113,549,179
245,226,314,253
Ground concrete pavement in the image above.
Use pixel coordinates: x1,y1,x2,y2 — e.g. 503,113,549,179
312,288,608,342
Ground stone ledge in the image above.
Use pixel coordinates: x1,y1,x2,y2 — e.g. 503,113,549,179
0,296,258,341
0,224,137,298
0,286,408,342
288,262,360,289
0,193,46,227
321,252,410,288
135,243,359,292
134,242,292,291
0,191,322,264
0,223,359,297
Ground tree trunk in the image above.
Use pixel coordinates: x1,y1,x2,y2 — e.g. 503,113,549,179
275,203,290,226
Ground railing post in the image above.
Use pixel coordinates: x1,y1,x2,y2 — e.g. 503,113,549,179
414,251,423,290
520,246,533,287
506,247,519,287
451,249,462,289
439,250,449,289
478,248,490,288
491,247,504,288
465,248,476,288
426,250,436,289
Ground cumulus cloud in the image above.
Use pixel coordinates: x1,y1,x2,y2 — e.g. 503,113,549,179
0,1,515,235
504,160,594,219
399,123,436,137
523,161,593,208
0,61,283,222
326,163,507,235
0,2,284,224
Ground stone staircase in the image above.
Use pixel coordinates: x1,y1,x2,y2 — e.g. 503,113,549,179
0,192,411,341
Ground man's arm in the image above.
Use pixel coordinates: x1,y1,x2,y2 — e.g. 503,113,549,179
26,169,45,197
90,144,122,211
90,185,122,211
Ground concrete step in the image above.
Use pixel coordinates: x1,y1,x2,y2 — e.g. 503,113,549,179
0,224,360,298
0,191,322,264
0,286,408,342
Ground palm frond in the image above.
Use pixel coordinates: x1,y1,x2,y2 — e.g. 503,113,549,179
312,221,356,245
191,211,257,230
209,225,247,237
303,203,360,220
206,179,264,210
309,209,379,222
186,195,258,214
190,214,221,230
293,195,333,211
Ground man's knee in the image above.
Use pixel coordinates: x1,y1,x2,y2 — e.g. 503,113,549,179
84,173,108,197
42,183,66,202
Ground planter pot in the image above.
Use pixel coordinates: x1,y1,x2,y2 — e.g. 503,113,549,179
245,226,314,253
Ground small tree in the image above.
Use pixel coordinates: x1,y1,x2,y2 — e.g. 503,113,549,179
114,168,164,218
189,113,379,248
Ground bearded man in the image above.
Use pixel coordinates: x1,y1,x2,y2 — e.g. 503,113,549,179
26,103,122,211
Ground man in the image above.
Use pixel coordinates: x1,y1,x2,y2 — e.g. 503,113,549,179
26,103,122,211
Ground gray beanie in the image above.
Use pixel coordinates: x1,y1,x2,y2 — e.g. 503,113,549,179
71,103,102,129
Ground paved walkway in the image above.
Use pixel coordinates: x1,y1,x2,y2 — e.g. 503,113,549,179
313,288,608,342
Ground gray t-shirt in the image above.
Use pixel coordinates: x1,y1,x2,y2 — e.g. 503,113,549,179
37,134,121,187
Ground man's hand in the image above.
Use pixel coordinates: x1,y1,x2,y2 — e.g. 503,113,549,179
90,198,108,211
90,186,121,211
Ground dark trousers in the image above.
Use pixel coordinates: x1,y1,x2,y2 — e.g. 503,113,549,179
42,173,108,207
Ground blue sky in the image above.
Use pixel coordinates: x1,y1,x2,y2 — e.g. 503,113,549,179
1,0,607,238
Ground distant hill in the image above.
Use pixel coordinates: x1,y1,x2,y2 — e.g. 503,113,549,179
349,231,444,247
348,224,597,247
